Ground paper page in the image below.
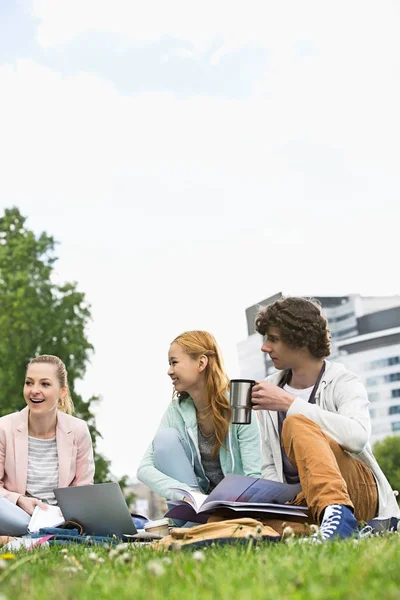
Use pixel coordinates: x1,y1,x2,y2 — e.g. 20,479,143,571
207,500,307,511
186,492,208,511
2,536,53,551
28,505,64,533
201,501,308,519
221,506,308,518
168,488,208,512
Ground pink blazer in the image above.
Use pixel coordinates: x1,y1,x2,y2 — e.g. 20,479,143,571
0,406,95,504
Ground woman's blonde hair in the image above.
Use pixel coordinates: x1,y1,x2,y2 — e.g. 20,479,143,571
171,330,231,457
27,355,74,415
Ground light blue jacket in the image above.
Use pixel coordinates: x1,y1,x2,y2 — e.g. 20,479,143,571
137,397,262,501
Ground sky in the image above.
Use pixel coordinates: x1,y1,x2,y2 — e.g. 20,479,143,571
1,0,400,478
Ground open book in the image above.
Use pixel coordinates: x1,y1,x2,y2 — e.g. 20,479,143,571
28,505,65,533
165,474,308,523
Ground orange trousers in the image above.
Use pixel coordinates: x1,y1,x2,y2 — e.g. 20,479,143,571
282,414,378,523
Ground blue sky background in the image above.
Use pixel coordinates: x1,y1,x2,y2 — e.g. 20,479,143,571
1,0,399,477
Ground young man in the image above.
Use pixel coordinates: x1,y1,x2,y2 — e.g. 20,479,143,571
251,297,399,541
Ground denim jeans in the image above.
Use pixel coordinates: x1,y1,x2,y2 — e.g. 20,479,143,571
153,427,200,491
153,427,202,527
0,497,30,536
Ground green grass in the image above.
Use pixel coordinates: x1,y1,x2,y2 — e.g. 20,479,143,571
1,535,399,600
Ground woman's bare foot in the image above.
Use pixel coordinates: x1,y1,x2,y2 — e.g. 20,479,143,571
0,535,15,546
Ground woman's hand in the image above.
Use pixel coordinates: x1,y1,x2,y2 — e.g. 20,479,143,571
16,495,48,516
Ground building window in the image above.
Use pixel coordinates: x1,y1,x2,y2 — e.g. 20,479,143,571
367,356,400,370
330,312,355,324
369,373,400,386
369,392,379,402
369,408,376,418
389,405,400,415
366,377,381,387
392,422,400,432
384,372,400,383
392,389,400,398
374,422,390,434
335,328,358,338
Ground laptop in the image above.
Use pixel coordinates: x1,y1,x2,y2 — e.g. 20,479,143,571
54,482,137,537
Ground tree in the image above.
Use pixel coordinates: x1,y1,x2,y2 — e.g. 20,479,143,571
0,207,125,488
374,435,400,499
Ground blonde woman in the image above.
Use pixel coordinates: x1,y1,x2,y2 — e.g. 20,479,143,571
137,331,261,502
0,355,94,537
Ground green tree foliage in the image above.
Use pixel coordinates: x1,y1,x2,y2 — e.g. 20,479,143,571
374,435,400,499
0,207,126,489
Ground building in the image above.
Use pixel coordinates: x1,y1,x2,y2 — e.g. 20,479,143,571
237,293,400,445
124,479,167,520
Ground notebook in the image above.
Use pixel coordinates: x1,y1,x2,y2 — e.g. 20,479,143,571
28,505,64,533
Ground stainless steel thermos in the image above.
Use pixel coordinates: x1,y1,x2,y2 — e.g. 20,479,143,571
229,379,256,424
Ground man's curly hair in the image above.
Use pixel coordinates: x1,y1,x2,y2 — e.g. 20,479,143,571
255,297,331,359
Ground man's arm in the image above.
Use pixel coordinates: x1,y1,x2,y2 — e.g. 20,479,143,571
287,372,370,453
253,373,371,454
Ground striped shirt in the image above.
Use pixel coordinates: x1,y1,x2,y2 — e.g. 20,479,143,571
26,436,59,505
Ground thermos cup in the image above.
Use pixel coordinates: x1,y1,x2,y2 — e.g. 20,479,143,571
229,379,256,424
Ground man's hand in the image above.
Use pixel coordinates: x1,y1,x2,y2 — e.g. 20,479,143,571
251,381,296,412
16,496,48,516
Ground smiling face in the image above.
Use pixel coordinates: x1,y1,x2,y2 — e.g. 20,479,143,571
24,362,65,415
167,342,205,395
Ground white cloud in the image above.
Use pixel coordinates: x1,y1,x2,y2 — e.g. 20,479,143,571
32,0,301,48
32,0,400,63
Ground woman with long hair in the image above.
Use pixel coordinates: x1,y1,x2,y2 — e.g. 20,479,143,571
0,355,94,538
137,331,261,502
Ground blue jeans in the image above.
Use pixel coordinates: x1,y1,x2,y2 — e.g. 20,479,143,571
153,428,202,527
153,427,200,491
0,497,30,536
0,500,148,539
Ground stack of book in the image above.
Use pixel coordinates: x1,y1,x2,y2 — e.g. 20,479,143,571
165,474,308,524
